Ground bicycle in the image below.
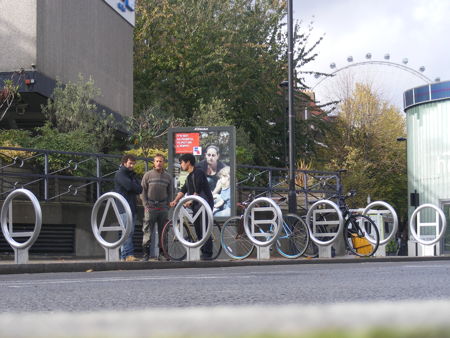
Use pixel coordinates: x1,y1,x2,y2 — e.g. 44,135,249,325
160,212,222,261
220,196,310,260
308,190,380,257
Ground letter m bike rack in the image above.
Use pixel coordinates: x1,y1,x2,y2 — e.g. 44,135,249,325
0,189,42,264
409,204,447,257
243,197,283,260
306,200,344,258
172,195,213,261
91,192,133,262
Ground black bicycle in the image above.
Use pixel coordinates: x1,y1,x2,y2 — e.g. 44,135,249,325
307,190,380,257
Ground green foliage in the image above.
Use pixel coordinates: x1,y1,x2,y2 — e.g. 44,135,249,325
0,129,34,162
41,74,116,152
127,104,183,155
134,0,323,166
32,122,98,173
191,98,233,127
125,147,168,176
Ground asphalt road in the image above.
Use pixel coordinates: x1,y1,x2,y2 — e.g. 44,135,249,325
1,260,450,312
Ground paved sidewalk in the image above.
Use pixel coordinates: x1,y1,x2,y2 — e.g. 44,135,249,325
1,254,450,275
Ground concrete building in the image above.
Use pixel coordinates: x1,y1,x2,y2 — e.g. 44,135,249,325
0,0,134,129
403,80,450,254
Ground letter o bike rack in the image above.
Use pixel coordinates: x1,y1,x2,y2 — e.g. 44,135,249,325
409,203,447,256
0,188,42,264
172,195,213,261
91,192,132,262
243,197,283,260
306,200,344,258
362,201,398,256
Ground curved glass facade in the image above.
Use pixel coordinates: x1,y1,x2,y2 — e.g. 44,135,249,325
404,80,450,109
404,82,450,253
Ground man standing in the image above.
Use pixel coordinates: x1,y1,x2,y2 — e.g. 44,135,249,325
170,153,214,260
140,154,172,261
114,154,143,262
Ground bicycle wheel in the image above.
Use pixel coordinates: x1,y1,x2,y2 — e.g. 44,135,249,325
344,214,380,257
220,216,254,260
276,213,309,259
160,219,189,261
210,222,223,260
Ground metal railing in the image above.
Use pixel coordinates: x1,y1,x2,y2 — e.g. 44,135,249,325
0,146,341,210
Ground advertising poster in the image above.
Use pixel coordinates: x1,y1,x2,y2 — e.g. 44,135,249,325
168,126,236,220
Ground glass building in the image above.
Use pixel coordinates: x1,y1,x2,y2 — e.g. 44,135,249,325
404,80,450,254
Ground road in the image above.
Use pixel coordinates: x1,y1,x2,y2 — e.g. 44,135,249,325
1,260,450,312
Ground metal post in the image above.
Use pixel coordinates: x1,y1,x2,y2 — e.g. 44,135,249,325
287,0,297,213
96,156,101,200
44,153,48,201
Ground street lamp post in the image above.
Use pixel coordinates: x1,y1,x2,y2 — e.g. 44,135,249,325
287,0,297,213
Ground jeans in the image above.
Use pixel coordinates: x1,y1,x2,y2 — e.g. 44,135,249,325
142,208,168,258
120,213,137,259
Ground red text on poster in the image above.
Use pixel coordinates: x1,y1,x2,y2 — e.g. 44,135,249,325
174,133,200,154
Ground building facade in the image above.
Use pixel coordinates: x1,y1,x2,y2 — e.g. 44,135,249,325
403,80,450,254
0,0,134,128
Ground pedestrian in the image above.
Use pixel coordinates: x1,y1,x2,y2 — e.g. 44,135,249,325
140,154,172,261
114,154,143,262
170,153,214,260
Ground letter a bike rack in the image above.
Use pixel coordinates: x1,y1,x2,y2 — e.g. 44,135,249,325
409,204,447,257
0,188,42,264
172,195,213,261
91,192,133,262
243,197,283,260
306,200,344,258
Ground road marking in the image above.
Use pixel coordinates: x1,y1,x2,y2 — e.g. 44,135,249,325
1,274,253,288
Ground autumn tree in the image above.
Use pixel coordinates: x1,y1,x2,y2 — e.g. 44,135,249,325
322,82,407,218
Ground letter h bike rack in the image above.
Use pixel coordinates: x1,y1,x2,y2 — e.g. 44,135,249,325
172,195,213,261
0,188,42,264
409,204,447,257
243,197,283,260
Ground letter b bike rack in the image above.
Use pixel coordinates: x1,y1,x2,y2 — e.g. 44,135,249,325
243,197,283,260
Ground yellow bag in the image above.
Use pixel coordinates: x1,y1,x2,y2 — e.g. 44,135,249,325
351,234,373,255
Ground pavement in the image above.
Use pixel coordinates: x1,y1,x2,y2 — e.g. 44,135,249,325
1,254,450,275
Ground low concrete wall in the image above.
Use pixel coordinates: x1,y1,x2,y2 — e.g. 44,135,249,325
2,200,144,258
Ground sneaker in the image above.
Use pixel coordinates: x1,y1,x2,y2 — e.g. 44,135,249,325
141,255,149,262
158,255,168,262
125,255,138,262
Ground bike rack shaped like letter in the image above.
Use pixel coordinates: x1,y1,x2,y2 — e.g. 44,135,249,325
409,204,447,253
0,188,42,264
306,199,344,248
363,201,398,255
243,197,283,254
172,195,213,261
91,192,132,262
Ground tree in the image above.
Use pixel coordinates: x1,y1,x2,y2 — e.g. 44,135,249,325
321,82,407,218
0,70,25,123
134,0,323,165
41,74,116,152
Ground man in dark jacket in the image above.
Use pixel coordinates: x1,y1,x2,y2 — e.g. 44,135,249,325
114,154,143,261
170,153,214,260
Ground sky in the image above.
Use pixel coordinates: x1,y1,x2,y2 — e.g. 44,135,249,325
293,0,450,109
